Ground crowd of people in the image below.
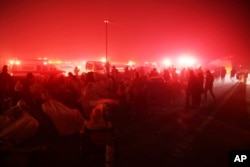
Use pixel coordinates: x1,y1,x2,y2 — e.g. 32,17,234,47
0,64,238,151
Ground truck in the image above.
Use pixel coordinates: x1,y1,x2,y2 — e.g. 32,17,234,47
85,61,106,73
7,58,64,77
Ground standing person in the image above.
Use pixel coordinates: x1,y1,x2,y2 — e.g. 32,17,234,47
204,70,216,101
0,65,15,113
74,66,80,76
230,67,237,82
111,65,119,79
220,67,226,83
12,73,36,106
195,67,204,107
80,72,99,118
130,72,146,111
243,70,248,84
186,69,198,109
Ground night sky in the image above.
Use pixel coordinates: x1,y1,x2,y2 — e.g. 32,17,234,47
0,0,249,65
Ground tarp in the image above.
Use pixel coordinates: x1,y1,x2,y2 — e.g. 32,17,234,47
0,106,39,145
42,99,85,136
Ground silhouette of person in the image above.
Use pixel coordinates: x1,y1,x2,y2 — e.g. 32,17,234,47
204,70,216,101
0,65,15,113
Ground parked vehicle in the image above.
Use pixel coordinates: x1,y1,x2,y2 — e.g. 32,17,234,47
8,58,64,77
85,61,106,74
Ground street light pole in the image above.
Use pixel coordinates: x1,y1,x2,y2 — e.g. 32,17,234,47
104,19,110,74
104,19,116,74
104,20,109,62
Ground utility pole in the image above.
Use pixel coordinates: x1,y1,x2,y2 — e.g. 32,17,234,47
104,19,115,74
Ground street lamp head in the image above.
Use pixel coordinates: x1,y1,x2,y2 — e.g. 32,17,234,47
104,20,116,23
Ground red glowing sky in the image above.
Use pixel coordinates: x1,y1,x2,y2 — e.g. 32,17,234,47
0,0,249,65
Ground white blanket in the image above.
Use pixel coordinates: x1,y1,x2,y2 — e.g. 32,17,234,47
0,107,39,145
42,99,85,136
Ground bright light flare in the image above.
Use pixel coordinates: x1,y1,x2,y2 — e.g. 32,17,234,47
15,60,21,65
127,61,135,66
178,56,196,67
38,57,47,60
163,59,172,67
152,62,157,66
9,60,14,65
100,57,106,63
9,60,21,65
